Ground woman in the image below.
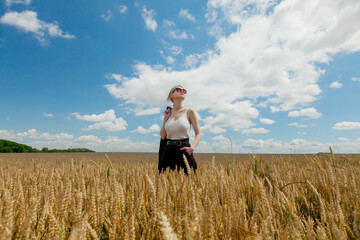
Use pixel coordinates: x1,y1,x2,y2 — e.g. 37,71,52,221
159,85,201,174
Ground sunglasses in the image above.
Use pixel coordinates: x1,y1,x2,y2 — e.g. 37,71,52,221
172,87,187,94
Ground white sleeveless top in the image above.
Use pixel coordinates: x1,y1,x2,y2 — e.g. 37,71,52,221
165,108,191,140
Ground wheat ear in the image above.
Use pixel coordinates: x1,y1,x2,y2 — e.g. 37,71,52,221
158,211,178,240
183,154,191,184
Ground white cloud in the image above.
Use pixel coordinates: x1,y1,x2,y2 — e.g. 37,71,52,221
72,109,127,132
0,129,26,141
184,54,200,69
351,77,360,82
270,106,281,113
168,30,188,40
333,121,360,130
43,112,54,117
179,9,196,22
338,137,349,142
207,22,224,39
297,132,307,135
205,10,218,23
135,107,161,116
117,5,128,14
162,20,189,40
32,130,73,140
288,122,310,128
82,119,127,132
288,108,322,119
289,139,327,153
208,0,276,25
160,42,183,65
201,100,259,133
141,6,157,32
105,73,130,82
0,128,73,141
163,19,175,27
101,136,157,152
260,118,275,124
201,125,226,134
205,135,233,152
0,130,157,152
27,139,73,150
184,51,214,68
240,138,329,153
71,109,116,122
22,128,38,138
106,0,360,134
38,132,74,140
130,126,148,134
5,0,31,7
241,138,285,153
166,45,183,56
131,124,160,134
0,10,75,45
212,135,231,143
329,81,343,88
101,10,112,22
165,56,175,65
149,124,160,132
27,136,159,152
75,135,102,144
241,128,269,134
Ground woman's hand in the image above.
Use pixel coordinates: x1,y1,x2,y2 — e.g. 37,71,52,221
180,146,195,155
164,108,171,122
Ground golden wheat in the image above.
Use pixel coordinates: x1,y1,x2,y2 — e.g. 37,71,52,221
0,151,359,239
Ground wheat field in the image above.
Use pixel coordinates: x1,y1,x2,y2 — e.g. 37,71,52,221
0,149,359,239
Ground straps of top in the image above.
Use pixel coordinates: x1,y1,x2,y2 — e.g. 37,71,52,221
186,107,191,126
185,107,189,120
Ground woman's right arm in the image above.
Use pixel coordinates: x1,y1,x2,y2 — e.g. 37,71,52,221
160,109,171,139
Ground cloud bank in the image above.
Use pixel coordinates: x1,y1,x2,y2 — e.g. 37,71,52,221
105,0,360,134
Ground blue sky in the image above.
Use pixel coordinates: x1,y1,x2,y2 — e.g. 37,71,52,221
1,0,360,153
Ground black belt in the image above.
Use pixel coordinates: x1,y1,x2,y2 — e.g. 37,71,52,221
166,139,189,146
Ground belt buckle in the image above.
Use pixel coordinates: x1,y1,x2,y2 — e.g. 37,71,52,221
176,141,182,146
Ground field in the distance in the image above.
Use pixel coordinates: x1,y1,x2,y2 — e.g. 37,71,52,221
0,152,289,162
0,152,359,239
1,152,347,161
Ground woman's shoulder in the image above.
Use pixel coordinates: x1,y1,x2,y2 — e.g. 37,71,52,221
186,107,197,117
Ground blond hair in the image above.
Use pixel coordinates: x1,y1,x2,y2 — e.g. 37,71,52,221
167,85,184,102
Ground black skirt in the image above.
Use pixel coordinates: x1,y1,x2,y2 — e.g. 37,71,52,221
158,138,197,174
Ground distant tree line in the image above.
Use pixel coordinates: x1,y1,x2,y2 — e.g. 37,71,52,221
0,139,94,153
0,139,37,153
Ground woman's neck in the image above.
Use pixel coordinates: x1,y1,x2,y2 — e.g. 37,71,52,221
172,101,184,111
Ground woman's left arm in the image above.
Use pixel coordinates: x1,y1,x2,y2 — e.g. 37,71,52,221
181,108,202,155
